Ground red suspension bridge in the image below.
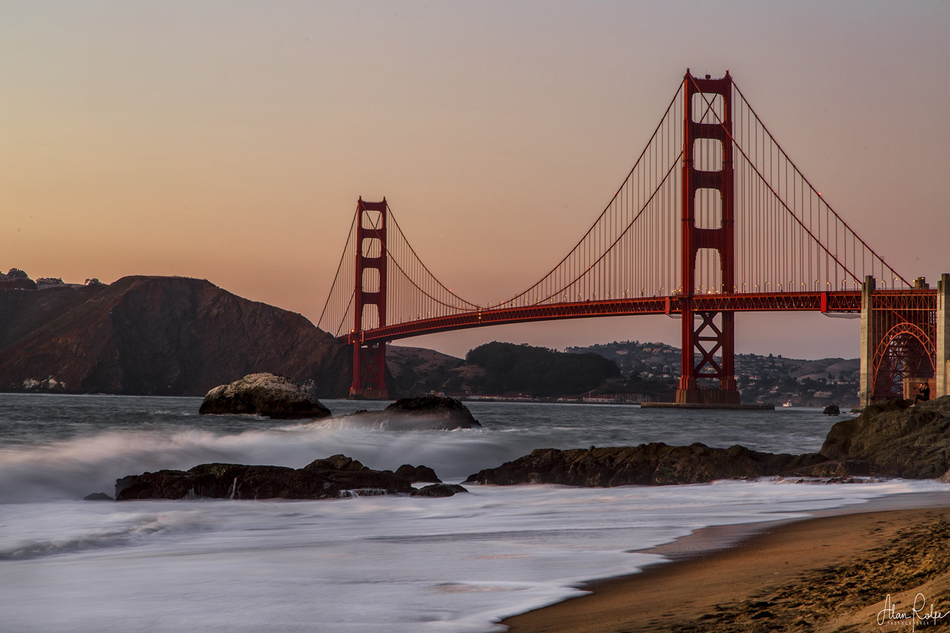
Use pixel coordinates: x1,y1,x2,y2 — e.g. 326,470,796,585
319,71,950,407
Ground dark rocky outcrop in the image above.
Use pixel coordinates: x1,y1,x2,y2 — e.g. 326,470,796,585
410,483,467,497
465,397,950,487
822,404,840,415
395,464,442,483
199,373,331,420
83,492,114,501
464,444,835,487
384,396,481,428
115,454,414,501
0,276,351,396
821,396,950,479
343,396,482,430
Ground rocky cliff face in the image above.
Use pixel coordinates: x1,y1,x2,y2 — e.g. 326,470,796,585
821,396,950,479
0,276,351,397
464,397,950,487
464,444,834,487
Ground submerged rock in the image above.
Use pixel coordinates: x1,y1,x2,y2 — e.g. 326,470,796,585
83,492,114,501
115,454,413,501
821,396,950,479
343,396,481,430
395,464,442,483
464,443,833,487
385,396,481,428
199,373,331,420
410,483,467,497
465,396,950,488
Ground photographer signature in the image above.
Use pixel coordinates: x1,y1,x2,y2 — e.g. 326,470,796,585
877,593,948,631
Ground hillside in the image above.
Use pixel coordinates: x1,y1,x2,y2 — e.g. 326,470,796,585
0,275,351,397
567,341,860,407
386,342,671,400
0,270,861,405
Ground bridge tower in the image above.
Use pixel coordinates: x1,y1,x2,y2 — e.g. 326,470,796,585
676,71,740,405
859,275,942,407
350,198,389,399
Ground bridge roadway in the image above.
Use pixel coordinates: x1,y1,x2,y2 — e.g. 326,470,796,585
343,290,883,346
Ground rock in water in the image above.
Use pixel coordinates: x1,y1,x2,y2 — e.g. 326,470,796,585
395,464,442,483
464,443,831,487
199,373,331,419
410,483,467,497
383,396,481,428
822,403,840,415
821,396,950,479
341,395,481,430
83,492,114,501
115,454,413,500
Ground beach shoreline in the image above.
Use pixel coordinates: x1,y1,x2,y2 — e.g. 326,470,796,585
501,491,950,632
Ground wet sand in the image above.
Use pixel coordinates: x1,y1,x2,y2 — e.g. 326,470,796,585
502,494,950,632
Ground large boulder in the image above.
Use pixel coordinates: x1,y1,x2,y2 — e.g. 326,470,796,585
395,464,442,483
464,443,830,487
820,396,950,479
199,373,331,420
115,454,414,500
410,483,467,497
344,396,481,430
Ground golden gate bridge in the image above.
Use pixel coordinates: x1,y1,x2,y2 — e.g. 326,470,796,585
319,71,948,407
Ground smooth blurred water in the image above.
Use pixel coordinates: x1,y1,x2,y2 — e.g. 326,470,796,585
0,393,946,633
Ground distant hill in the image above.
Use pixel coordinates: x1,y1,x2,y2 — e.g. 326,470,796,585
567,341,860,407
0,271,861,406
386,345,464,395
0,276,351,397
463,342,622,398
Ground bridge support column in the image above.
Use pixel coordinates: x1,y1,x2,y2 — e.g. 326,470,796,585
859,275,937,407
937,273,950,397
858,276,876,409
675,70,739,406
349,197,389,400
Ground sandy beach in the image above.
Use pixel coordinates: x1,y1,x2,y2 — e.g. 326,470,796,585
503,496,950,632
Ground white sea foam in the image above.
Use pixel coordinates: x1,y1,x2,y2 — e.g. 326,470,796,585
1,395,948,633
0,423,526,503
2,479,947,633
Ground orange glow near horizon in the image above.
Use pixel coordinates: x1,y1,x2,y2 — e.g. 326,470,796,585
2,2,948,359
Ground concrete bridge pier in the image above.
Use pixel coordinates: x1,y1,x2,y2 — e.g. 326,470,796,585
859,274,948,408
858,276,876,409
937,273,950,398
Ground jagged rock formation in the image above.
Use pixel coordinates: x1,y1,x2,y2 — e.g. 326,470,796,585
821,396,950,479
385,395,481,427
466,397,950,486
344,396,482,430
0,275,351,396
114,454,467,501
464,444,838,487
199,373,332,419
115,455,415,501
411,483,468,497
395,464,442,483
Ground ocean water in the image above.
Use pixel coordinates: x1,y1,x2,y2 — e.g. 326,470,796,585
0,394,946,633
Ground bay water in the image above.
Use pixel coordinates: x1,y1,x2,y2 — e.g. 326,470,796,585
0,394,946,632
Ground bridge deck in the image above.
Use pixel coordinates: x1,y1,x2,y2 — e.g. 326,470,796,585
342,291,888,345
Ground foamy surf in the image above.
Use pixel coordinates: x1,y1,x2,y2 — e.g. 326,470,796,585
2,394,948,633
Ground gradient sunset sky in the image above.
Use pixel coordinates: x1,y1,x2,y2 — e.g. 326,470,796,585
3,1,948,360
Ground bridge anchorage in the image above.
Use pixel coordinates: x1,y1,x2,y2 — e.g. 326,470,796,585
319,70,948,407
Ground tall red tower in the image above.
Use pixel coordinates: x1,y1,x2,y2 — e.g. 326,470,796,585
350,198,388,399
676,70,739,405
